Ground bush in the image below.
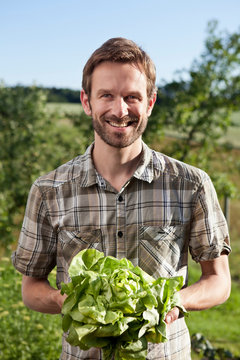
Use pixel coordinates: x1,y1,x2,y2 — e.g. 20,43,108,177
0,84,91,247
0,84,50,247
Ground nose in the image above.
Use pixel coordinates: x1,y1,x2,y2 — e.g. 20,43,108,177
111,97,129,118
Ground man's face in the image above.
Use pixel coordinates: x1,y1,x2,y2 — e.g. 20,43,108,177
81,62,156,148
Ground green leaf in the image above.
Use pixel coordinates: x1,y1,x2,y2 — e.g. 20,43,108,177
138,308,159,338
69,248,104,276
72,322,98,342
115,337,148,360
61,292,77,315
62,313,72,332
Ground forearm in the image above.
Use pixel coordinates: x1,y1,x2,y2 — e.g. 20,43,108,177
179,273,231,311
22,275,66,314
180,254,231,311
165,254,231,324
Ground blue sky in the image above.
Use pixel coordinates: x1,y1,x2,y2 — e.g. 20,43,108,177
1,0,240,89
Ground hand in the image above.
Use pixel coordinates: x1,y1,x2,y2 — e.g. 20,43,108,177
165,306,180,325
22,276,68,314
54,290,67,311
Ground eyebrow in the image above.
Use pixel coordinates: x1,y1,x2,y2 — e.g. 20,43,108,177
96,89,112,96
126,91,143,98
96,89,143,98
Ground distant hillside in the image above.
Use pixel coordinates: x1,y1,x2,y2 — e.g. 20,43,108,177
46,87,80,103
8,85,80,103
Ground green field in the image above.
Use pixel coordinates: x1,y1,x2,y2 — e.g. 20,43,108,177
46,102,82,116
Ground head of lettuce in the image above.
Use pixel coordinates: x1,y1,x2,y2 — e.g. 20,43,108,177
60,249,186,360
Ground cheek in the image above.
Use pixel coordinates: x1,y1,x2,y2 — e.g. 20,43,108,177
92,103,111,118
131,104,148,118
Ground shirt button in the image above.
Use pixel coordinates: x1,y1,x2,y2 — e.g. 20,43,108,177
118,195,123,202
118,231,123,238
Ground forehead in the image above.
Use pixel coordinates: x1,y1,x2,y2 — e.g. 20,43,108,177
91,61,147,93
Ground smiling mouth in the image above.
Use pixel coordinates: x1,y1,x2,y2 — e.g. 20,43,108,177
107,120,137,128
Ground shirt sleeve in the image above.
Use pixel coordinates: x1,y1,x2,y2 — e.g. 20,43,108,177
12,182,57,278
189,176,231,262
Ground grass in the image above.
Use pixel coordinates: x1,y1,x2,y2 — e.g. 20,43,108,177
0,257,62,360
186,257,240,358
46,102,82,116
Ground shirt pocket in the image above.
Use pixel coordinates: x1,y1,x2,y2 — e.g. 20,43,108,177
57,229,103,279
139,225,184,278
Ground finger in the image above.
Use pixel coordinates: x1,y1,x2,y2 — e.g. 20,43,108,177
165,307,180,324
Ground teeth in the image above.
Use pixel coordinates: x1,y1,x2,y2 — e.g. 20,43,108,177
108,121,128,128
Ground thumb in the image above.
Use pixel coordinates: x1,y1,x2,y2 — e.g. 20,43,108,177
165,307,180,324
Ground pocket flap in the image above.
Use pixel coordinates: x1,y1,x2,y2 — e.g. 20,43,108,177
139,225,182,242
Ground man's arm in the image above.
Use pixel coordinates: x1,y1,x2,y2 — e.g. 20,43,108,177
22,275,67,314
22,255,230,318
165,254,231,324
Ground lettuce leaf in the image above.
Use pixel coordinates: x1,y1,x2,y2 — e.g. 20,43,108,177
61,249,186,360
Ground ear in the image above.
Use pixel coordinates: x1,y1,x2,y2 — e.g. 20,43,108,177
147,92,157,117
80,90,92,116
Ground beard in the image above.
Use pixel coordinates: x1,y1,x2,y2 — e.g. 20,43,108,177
92,113,148,148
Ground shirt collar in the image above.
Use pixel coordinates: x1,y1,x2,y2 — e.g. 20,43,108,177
77,143,97,187
79,142,164,187
133,142,164,183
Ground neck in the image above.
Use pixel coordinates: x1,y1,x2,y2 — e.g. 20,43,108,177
92,136,143,192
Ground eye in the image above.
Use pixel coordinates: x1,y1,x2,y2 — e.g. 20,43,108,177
125,95,141,102
102,93,112,98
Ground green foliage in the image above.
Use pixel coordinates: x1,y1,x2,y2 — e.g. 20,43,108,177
46,87,80,103
186,256,240,358
0,257,62,360
145,20,240,198
0,84,49,247
211,173,238,199
0,84,91,247
191,333,240,360
61,249,185,359
5,85,80,103
65,109,94,145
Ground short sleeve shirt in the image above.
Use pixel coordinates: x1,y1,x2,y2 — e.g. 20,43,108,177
12,142,231,360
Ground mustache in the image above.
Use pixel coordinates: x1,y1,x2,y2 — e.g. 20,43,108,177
100,114,139,123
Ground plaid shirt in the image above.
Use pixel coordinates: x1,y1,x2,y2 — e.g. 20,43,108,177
12,142,231,360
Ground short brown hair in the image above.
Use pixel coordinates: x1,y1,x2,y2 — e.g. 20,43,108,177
82,37,157,99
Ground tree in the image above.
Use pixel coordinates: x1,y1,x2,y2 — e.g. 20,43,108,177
0,84,50,246
145,20,240,198
0,84,92,247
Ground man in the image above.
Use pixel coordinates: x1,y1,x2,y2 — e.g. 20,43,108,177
12,38,231,359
